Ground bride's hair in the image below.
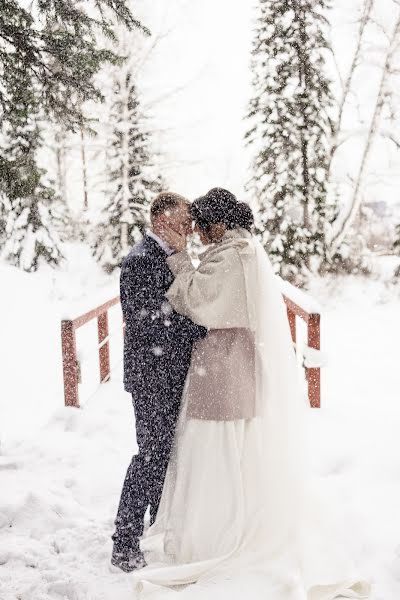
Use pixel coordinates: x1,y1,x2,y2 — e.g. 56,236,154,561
191,188,254,233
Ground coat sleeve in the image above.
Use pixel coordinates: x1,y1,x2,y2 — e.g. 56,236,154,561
166,248,250,330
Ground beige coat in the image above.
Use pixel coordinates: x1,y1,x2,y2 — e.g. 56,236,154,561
166,228,256,420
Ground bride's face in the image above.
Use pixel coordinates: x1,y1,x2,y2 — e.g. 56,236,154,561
194,223,211,245
208,223,227,243
194,223,226,245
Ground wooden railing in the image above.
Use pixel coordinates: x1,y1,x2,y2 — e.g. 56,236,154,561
61,293,321,409
61,297,120,408
284,296,321,408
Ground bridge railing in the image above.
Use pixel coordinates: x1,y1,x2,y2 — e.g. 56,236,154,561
61,291,321,409
61,296,120,408
282,290,321,408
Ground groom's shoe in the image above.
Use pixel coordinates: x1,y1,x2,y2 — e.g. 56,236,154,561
111,544,147,573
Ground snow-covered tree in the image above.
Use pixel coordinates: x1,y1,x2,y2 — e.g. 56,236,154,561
323,233,372,276
0,190,9,247
0,1,147,133
318,185,372,275
394,224,400,278
2,194,64,273
394,224,400,254
92,71,164,272
0,92,63,271
328,8,400,256
245,0,335,283
45,124,78,243
0,1,148,270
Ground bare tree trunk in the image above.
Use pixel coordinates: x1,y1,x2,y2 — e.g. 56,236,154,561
80,125,89,210
338,0,374,133
297,8,311,268
329,13,400,254
328,0,375,170
301,131,310,228
55,127,67,204
120,76,130,253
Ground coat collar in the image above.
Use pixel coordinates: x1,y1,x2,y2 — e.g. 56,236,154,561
221,228,252,243
198,228,253,261
143,234,169,258
146,230,174,255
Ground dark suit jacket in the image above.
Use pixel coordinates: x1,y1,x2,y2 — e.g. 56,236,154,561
120,235,206,411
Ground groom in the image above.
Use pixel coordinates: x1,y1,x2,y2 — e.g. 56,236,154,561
111,192,206,572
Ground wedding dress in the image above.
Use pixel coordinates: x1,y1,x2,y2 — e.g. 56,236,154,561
132,229,370,600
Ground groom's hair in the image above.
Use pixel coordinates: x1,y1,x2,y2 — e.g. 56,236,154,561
150,192,189,222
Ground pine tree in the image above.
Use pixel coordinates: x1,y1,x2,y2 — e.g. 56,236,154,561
0,82,63,271
0,1,147,132
394,224,400,254
93,71,164,272
245,0,335,283
2,189,63,272
0,190,9,246
46,123,76,243
0,1,147,270
394,224,400,278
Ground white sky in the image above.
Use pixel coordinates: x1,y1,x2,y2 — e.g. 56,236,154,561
135,0,255,200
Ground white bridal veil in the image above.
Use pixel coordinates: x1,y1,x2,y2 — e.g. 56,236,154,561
133,233,369,600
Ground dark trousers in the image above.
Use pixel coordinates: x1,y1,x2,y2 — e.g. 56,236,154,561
112,393,180,552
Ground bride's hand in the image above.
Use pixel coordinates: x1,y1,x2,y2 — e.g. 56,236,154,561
162,226,187,252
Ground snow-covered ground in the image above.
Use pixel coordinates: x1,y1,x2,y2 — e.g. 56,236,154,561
0,244,120,441
1,255,400,599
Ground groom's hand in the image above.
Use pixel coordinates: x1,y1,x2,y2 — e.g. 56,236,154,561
163,225,187,253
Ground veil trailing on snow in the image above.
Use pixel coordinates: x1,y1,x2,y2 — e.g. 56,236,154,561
134,230,369,599
243,235,308,554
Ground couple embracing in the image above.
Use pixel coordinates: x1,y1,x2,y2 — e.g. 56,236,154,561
111,188,369,599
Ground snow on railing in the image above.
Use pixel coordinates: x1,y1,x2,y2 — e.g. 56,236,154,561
61,287,321,409
280,279,321,408
279,278,322,316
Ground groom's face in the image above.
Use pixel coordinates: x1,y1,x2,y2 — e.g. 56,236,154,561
163,202,192,237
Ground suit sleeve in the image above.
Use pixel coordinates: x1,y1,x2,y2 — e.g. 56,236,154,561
120,256,206,345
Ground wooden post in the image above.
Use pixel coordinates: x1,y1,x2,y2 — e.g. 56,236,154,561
61,320,80,408
307,313,320,408
286,307,296,346
98,312,110,383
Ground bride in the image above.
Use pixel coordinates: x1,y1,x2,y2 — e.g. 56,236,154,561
133,188,369,600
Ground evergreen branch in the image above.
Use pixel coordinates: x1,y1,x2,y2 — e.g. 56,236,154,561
0,0,148,131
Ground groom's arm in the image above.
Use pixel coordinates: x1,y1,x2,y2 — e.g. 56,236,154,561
120,256,206,345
